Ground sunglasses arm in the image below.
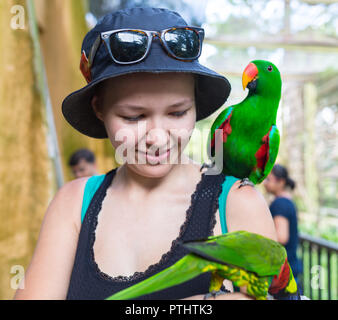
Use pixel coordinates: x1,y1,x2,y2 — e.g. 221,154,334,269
88,34,103,67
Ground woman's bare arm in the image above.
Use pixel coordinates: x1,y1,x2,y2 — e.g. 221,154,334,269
14,177,88,300
226,181,277,240
273,216,289,245
224,181,277,297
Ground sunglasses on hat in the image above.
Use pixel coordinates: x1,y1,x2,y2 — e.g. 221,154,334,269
80,26,204,82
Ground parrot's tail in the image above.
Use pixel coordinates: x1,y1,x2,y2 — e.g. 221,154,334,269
105,254,211,300
268,259,297,296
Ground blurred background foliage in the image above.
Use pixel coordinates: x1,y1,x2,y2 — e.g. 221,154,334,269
0,0,337,299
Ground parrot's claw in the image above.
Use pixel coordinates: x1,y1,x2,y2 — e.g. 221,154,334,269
266,293,275,300
200,162,215,172
203,290,229,300
238,178,254,188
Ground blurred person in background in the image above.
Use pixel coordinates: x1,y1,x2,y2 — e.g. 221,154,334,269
68,148,99,178
264,164,302,284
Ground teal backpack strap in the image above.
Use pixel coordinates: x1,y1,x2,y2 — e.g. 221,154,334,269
81,174,106,223
218,176,240,234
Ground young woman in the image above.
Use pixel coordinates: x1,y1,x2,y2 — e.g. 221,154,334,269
14,7,277,300
264,164,301,282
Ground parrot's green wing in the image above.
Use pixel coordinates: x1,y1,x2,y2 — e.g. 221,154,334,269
262,124,280,179
183,230,286,277
105,254,211,300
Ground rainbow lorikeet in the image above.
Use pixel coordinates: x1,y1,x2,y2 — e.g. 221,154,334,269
203,60,281,186
105,231,298,300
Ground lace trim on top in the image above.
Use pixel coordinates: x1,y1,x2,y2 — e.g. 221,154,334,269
88,169,211,283
208,175,225,237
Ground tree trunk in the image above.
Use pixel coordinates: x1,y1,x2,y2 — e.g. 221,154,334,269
35,0,117,182
303,82,320,234
0,0,54,299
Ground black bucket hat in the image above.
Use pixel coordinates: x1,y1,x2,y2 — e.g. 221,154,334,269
62,7,231,139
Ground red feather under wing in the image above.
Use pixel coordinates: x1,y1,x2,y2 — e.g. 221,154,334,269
255,126,272,173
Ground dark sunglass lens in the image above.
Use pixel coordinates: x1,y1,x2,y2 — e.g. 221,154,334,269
164,28,200,59
109,31,148,62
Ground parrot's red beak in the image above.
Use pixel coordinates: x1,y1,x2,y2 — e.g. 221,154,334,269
242,62,258,90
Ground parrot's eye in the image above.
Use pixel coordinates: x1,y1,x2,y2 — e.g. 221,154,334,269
267,65,273,72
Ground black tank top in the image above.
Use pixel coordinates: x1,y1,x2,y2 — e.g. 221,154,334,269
66,168,226,300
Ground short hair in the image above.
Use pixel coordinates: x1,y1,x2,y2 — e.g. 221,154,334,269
68,148,96,166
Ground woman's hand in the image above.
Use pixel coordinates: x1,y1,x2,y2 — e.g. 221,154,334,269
182,292,254,300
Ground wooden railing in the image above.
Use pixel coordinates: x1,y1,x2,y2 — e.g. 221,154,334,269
298,233,338,300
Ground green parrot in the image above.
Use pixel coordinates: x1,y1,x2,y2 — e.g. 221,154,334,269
105,231,298,300
204,60,281,186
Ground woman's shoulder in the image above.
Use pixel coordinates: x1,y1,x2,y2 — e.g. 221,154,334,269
47,176,91,231
271,197,296,210
269,197,297,220
56,176,90,203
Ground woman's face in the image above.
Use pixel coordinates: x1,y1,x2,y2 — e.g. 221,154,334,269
263,173,285,195
92,72,196,178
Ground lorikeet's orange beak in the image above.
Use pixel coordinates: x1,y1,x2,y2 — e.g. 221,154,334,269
242,62,258,90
